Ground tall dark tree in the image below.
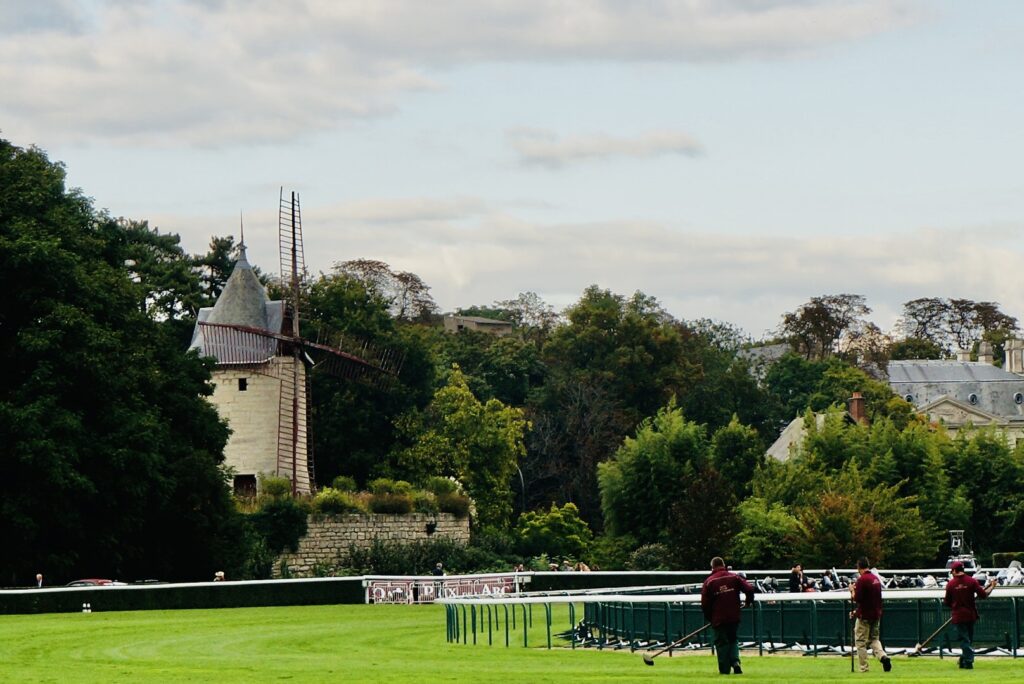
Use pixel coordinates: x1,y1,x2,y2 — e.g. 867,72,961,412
0,139,237,584
780,294,871,360
898,297,1018,357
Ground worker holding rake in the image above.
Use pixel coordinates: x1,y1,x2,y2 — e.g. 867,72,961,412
850,557,892,674
700,556,754,675
944,560,996,669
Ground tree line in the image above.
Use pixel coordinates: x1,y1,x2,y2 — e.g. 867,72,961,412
3,138,1023,583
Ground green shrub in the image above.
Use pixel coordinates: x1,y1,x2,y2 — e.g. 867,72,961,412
342,538,472,575
368,478,397,495
392,480,414,495
411,491,439,515
259,474,293,499
437,492,471,518
628,543,671,571
314,488,366,515
590,534,637,571
249,497,309,555
515,502,593,560
992,551,1024,567
331,475,357,492
369,493,413,514
424,476,459,496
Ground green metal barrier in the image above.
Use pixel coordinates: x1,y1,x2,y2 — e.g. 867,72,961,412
442,589,1024,657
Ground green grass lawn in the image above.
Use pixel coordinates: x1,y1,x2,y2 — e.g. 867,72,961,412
0,604,1020,683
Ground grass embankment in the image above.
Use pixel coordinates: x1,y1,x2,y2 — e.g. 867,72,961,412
0,604,1020,683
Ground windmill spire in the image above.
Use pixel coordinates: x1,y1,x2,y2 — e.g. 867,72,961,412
238,210,247,261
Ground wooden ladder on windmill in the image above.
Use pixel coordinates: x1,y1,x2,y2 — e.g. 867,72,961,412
277,189,313,494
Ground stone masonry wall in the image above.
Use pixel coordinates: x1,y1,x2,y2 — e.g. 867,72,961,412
273,513,470,578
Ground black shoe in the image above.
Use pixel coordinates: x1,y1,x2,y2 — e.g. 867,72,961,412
732,663,742,674
881,656,892,672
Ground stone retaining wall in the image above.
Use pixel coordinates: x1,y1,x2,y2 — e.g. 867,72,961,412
273,513,470,578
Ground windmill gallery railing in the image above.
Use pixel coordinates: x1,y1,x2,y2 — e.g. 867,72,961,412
439,588,1024,656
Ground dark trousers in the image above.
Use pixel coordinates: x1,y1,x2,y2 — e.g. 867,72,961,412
713,623,740,674
956,622,975,666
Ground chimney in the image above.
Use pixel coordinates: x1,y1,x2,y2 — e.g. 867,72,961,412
1006,339,1024,375
978,341,994,365
957,349,971,362
848,392,868,426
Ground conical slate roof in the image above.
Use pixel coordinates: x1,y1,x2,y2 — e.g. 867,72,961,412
188,246,284,363
206,245,269,330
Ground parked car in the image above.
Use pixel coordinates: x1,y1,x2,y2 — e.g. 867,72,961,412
65,579,126,587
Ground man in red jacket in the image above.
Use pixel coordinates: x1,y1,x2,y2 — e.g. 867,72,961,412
701,556,754,675
850,557,891,673
944,560,996,669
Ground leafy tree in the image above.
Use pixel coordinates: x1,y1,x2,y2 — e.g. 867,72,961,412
764,353,831,420
515,502,593,560
889,336,943,361
524,376,623,525
710,416,765,499
730,498,802,568
392,366,529,528
597,400,708,544
665,466,739,569
780,294,871,360
528,287,695,524
0,139,237,584
494,291,562,345
304,271,436,486
946,428,1024,555
334,259,437,322
899,297,1018,356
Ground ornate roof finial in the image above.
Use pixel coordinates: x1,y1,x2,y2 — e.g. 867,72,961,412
238,210,248,261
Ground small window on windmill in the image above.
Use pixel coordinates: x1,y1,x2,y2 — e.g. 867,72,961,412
238,378,248,392
968,393,978,405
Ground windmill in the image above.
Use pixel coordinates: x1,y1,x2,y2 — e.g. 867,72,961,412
190,190,401,495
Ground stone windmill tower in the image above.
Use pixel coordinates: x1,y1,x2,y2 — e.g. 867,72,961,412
189,191,400,496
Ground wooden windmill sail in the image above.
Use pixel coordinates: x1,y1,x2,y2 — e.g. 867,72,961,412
190,190,400,495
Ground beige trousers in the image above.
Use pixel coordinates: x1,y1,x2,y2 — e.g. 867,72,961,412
854,618,884,672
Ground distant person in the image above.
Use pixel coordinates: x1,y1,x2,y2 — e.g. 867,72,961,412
432,562,445,577
944,560,996,669
36,573,43,588
561,560,574,572
213,571,225,581
789,563,807,592
701,556,754,676
575,561,591,572
850,557,891,673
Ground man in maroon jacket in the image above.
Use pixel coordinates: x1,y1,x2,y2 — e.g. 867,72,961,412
850,557,891,673
701,556,754,675
944,560,996,669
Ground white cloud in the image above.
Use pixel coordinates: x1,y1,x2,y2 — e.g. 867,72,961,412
508,128,704,168
0,0,921,146
149,196,1024,337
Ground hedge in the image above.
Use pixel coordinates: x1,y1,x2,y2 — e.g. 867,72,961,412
992,552,1024,567
0,577,364,615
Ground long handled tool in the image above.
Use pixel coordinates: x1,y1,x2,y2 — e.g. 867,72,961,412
912,617,953,655
642,623,712,666
850,611,856,673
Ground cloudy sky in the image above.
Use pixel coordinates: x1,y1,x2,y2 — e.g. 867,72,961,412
3,0,1024,337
